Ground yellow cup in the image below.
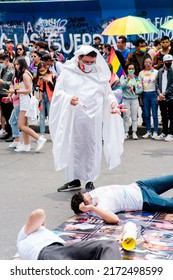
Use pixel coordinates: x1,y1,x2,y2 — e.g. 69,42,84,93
122,221,137,250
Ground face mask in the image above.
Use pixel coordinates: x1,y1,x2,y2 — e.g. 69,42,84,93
82,62,95,73
165,62,172,69
0,63,6,69
39,71,47,75
128,69,135,75
140,47,147,53
28,46,34,51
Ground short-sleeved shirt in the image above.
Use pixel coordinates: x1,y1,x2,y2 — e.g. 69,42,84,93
89,183,143,215
17,226,66,260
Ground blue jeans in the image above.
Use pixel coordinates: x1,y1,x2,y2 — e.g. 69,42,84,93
40,92,50,134
136,175,173,212
142,91,158,133
9,105,20,138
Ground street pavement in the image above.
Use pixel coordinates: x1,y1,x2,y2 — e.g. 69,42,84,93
0,130,173,260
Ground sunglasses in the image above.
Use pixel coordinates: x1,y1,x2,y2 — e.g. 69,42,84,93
17,48,22,51
28,45,33,47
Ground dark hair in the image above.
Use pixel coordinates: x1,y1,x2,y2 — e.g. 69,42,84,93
36,41,48,49
161,36,170,42
71,192,85,214
0,53,10,60
154,38,161,47
118,36,127,43
42,53,54,61
104,43,112,52
15,43,27,57
35,61,50,82
33,50,43,58
79,51,97,59
135,38,146,47
126,62,135,69
14,56,30,81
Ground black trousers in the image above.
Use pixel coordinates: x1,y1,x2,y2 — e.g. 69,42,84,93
38,240,121,260
1,101,13,136
159,100,169,135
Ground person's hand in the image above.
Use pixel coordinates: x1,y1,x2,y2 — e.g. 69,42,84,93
79,202,93,213
0,78,4,84
159,93,165,101
70,96,79,106
42,76,52,83
111,102,128,114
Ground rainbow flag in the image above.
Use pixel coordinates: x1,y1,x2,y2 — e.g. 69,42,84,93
107,48,125,78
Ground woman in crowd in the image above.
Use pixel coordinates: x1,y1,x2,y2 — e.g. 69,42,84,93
120,63,142,139
36,61,56,136
139,57,158,139
8,57,46,152
14,43,30,67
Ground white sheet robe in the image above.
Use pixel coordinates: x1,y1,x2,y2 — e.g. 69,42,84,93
49,45,124,182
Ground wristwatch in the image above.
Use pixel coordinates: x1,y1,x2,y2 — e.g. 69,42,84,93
14,89,17,95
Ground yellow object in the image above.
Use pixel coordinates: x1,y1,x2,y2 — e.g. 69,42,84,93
161,19,173,30
102,15,159,36
122,221,137,250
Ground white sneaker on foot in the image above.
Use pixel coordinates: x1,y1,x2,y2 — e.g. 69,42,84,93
155,133,166,140
9,141,21,148
0,128,6,136
124,132,129,140
132,132,138,140
165,134,173,142
152,132,158,139
15,144,31,152
36,137,47,152
142,132,151,139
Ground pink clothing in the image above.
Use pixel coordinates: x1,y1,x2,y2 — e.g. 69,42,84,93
11,93,20,108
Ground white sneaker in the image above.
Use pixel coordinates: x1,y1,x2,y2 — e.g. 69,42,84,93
9,141,21,148
15,144,31,152
165,134,173,142
155,133,166,140
36,137,47,152
124,132,129,140
0,128,6,136
142,132,151,139
132,132,138,140
152,132,158,139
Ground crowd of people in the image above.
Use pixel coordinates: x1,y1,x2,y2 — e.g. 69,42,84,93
0,39,65,152
1,35,173,153
1,35,173,260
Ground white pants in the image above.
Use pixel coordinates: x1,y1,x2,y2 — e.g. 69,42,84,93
123,98,139,133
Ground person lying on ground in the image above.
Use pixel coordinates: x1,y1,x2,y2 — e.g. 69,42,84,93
17,209,121,260
71,175,173,224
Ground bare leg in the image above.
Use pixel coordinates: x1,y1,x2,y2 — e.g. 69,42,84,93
18,111,40,144
24,209,46,236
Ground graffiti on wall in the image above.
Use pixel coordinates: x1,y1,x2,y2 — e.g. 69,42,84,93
0,15,173,54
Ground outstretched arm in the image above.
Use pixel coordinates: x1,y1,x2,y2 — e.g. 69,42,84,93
24,209,46,235
79,203,120,224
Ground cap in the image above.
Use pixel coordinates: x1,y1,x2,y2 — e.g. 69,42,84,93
5,39,13,44
42,53,54,61
94,36,101,41
163,54,173,62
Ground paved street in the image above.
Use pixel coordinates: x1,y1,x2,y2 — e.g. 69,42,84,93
0,131,173,259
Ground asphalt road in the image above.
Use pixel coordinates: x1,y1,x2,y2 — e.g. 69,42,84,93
0,131,173,260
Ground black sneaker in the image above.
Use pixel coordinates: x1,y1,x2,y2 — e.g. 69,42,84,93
85,182,95,192
57,179,81,192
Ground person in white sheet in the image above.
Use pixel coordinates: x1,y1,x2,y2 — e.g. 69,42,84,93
49,45,125,193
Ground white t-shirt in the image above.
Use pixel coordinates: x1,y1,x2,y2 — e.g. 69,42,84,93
17,226,66,260
139,69,158,92
90,183,143,215
162,70,168,93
